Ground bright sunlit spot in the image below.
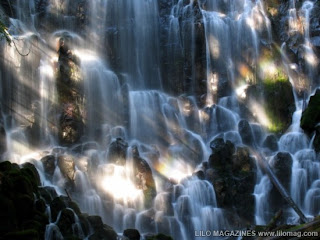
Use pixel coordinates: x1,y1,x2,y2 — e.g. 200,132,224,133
73,49,98,62
235,84,248,99
155,157,193,183
101,164,143,204
249,100,271,128
209,35,220,59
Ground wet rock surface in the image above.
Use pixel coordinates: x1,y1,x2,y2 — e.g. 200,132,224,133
0,161,121,240
132,146,157,208
107,138,128,165
207,138,256,224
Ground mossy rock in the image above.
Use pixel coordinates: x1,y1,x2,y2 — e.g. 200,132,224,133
39,186,58,203
301,89,320,134
35,199,46,213
50,197,67,222
263,78,295,133
9,170,35,197
57,208,75,237
3,229,39,240
145,233,173,240
67,201,81,216
0,195,17,234
0,161,12,172
21,220,42,233
88,227,118,240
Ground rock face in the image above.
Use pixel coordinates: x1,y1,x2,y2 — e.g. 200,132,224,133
207,138,256,224
106,138,128,165
57,155,76,189
159,0,206,104
269,152,293,212
301,89,320,151
41,155,56,179
263,134,279,152
132,146,157,208
123,229,141,240
246,77,295,133
0,122,6,155
238,119,255,146
56,37,85,146
0,161,119,240
0,161,47,239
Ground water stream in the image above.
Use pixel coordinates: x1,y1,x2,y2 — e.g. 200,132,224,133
0,0,320,239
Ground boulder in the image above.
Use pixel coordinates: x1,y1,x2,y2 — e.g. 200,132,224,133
123,229,140,240
145,234,173,240
106,138,128,165
41,155,56,179
57,208,75,237
301,89,320,134
208,138,234,169
270,152,293,191
50,197,67,222
132,146,157,208
57,155,76,182
88,227,117,240
238,120,255,146
269,152,293,212
263,134,279,152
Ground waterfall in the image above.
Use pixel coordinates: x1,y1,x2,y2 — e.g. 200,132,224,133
1,1,320,239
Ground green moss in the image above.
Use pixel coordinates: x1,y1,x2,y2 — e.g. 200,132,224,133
0,19,11,44
0,161,12,172
263,78,294,133
0,195,17,234
4,229,39,240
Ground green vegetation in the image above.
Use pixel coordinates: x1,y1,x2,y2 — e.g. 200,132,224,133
0,18,11,44
263,77,294,133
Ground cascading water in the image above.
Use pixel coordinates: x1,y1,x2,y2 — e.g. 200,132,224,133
1,0,320,239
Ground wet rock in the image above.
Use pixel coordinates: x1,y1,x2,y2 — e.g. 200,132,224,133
193,170,205,180
21,162,41,187
238,120,255,146
263,134,279,152
58,106,84,145
145,233,173,240
0,122,6,155
88,227,117,240
41,155,56,179
154,192,174,216
0,161,49,237
301,89,320,134
87,216,117,240
232,147,255,173
207,142,256,223
269,152,293,212
57,208,75,237
123,229,140,240
270,152,293,191
50,197,67,222
57,155,76,182
106,138,128,165
35,199,46,213
136,209,156,233
208,138,234,169
132,146,157,208
246,78,295,133
87,215,103,230
38,186,58,203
